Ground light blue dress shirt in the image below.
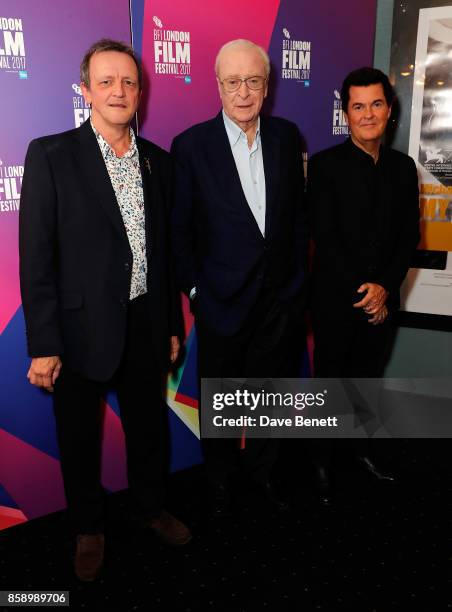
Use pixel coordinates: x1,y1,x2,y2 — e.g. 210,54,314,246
222,110,266,236
190,112,267,300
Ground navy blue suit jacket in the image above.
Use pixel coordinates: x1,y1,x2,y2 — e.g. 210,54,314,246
171,112,307,335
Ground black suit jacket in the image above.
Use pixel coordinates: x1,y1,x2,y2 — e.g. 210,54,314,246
171,112,308,335
19,119,181,382
308,138,420,321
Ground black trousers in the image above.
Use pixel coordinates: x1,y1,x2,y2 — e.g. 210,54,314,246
311,312,396,466
53,294,169,534
197,288,304,487
313,313,395,378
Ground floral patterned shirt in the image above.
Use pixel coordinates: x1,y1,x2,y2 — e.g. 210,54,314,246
91,121,147,300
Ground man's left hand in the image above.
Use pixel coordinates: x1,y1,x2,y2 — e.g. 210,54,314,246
353,282,388,314
367,304,388,325
170,336,180,363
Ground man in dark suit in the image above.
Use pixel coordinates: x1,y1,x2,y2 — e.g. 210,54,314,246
308,67,420,504
19,39,191,582
171,39,307,515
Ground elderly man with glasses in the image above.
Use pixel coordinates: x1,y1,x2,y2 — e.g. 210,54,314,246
171,39,308,517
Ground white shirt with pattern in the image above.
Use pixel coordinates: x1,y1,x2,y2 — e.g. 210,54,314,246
91,121,147,300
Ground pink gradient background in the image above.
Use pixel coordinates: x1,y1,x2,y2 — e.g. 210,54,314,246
140,0,280,150
0,215,20,334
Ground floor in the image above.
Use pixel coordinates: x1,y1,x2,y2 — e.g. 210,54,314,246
0,440,449,611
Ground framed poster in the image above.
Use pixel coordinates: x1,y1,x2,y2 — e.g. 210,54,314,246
390,1,452,330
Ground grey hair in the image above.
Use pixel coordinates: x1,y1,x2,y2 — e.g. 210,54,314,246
80,38,142,89
215,39,270,77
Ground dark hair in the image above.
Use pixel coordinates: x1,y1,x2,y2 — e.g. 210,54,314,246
80,38,142,90
341,67,394,112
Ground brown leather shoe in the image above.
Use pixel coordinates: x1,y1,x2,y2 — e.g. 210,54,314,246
147,511,192,546
74,534,105,582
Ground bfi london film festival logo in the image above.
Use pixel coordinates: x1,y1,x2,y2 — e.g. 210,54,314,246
72,83,90,128
0,16,27,78
281,27,311,86
0,158,23,213
332,89,350,135
152,15,191,84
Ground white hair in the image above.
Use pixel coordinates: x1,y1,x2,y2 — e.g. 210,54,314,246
215,39,270,77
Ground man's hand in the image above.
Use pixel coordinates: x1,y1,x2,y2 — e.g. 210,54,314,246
170,336,180,364
367,304,388,325
27,356,62,392
353,283,388,314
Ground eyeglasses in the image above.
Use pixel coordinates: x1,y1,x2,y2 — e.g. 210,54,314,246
219,76,267,93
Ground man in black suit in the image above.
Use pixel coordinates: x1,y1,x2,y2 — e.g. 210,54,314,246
308,67,420,503
19,39,191,581
171,39,307,515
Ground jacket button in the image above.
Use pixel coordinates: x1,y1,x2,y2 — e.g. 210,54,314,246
124,262,130,270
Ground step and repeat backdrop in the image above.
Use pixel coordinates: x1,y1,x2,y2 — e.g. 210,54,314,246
0,0,376,530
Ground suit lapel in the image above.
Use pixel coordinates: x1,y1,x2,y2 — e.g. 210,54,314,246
342,140,374,231
374,148,392,237
260,117,280,237
137,139,156,259
73,120,128,242
205,113,264,241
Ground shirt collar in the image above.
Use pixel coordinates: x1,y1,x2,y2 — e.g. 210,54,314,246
346,136,385,165
90,119,138,160
222,110,260,147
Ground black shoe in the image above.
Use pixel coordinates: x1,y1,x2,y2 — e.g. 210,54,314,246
314,466,333,507
146,510,192,546
209,483,231,518
356,456,395,482
74,534,104,582
255,481,289,512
